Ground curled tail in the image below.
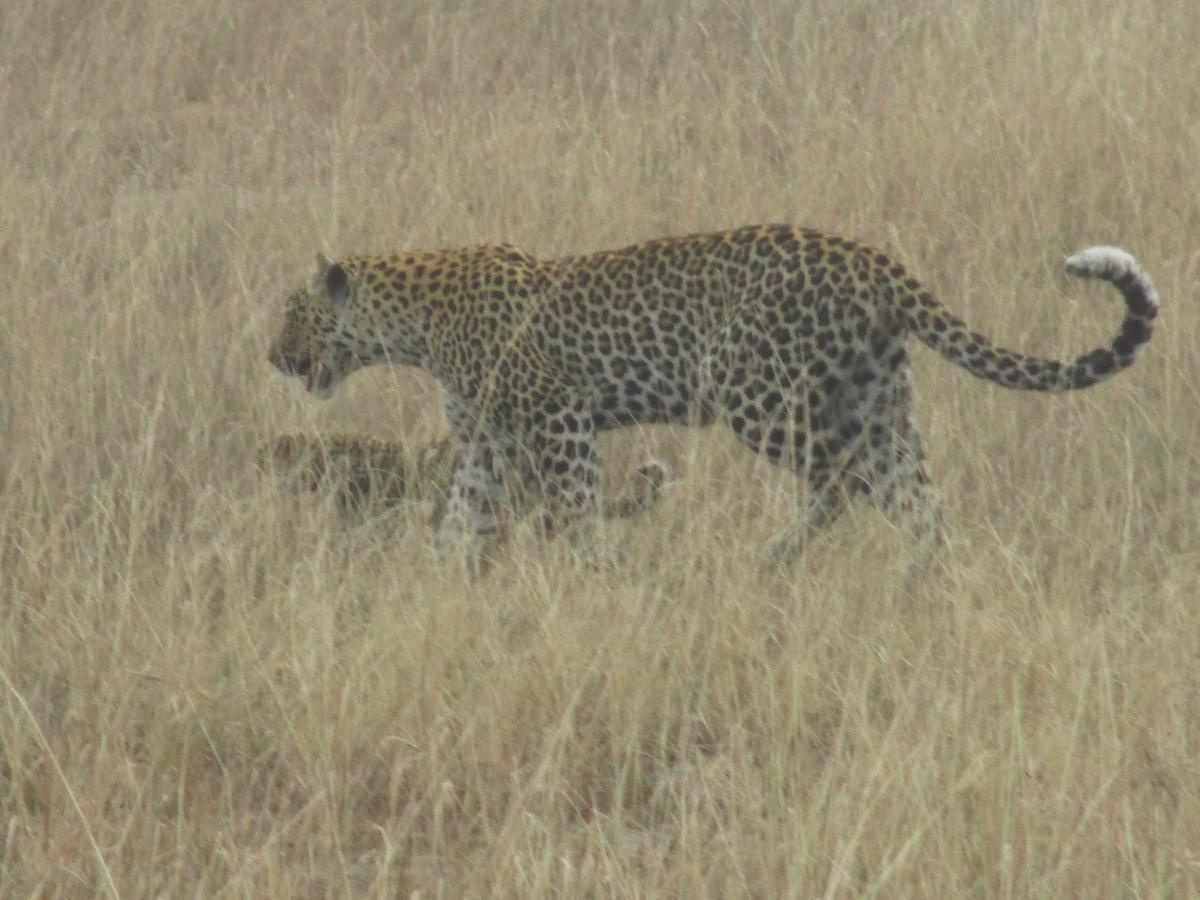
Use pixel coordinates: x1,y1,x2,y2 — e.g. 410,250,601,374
902,246,1159,392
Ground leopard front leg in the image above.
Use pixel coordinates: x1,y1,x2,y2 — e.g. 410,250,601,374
434,426,515,575
520,393,610,564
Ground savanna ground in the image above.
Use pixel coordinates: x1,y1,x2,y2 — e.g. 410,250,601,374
2,1,1199,896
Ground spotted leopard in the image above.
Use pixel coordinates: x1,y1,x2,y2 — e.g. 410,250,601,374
267,226,1159,572
259,432,670,527
259,433,451,516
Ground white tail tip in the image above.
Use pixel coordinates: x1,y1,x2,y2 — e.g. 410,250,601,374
1064,245,1159,311
1065,245,1138,280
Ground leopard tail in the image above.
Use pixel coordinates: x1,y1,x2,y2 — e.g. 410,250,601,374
900,246,1159,392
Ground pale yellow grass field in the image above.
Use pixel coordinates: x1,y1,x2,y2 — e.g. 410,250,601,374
2,0,1199,896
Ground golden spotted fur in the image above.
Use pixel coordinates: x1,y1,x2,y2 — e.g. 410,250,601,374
268,225,1159,572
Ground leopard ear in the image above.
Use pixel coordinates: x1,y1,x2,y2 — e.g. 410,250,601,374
315,254,350,307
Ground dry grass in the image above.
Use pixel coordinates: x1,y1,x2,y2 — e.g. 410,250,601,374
3,0,1199,895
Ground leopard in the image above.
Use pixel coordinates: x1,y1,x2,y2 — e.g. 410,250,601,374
267,225,1159,574
259,432,671,527
258,433,448,516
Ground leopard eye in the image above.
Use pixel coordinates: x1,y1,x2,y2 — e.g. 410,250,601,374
325,263,350,307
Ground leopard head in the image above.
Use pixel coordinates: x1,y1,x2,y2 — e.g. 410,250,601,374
267,254,363,399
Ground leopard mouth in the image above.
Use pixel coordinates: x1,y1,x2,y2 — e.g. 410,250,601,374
270,351,311,379
306,362,337,398
270,348,345,399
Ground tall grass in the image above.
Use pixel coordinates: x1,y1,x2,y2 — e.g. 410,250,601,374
2,0,1198,895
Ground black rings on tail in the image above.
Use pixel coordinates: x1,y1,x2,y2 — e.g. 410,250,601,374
907,246,1159,392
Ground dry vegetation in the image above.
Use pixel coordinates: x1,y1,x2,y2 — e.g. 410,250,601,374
2,0,1199,895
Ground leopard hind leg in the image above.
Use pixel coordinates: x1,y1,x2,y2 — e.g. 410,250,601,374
844,371,946,579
